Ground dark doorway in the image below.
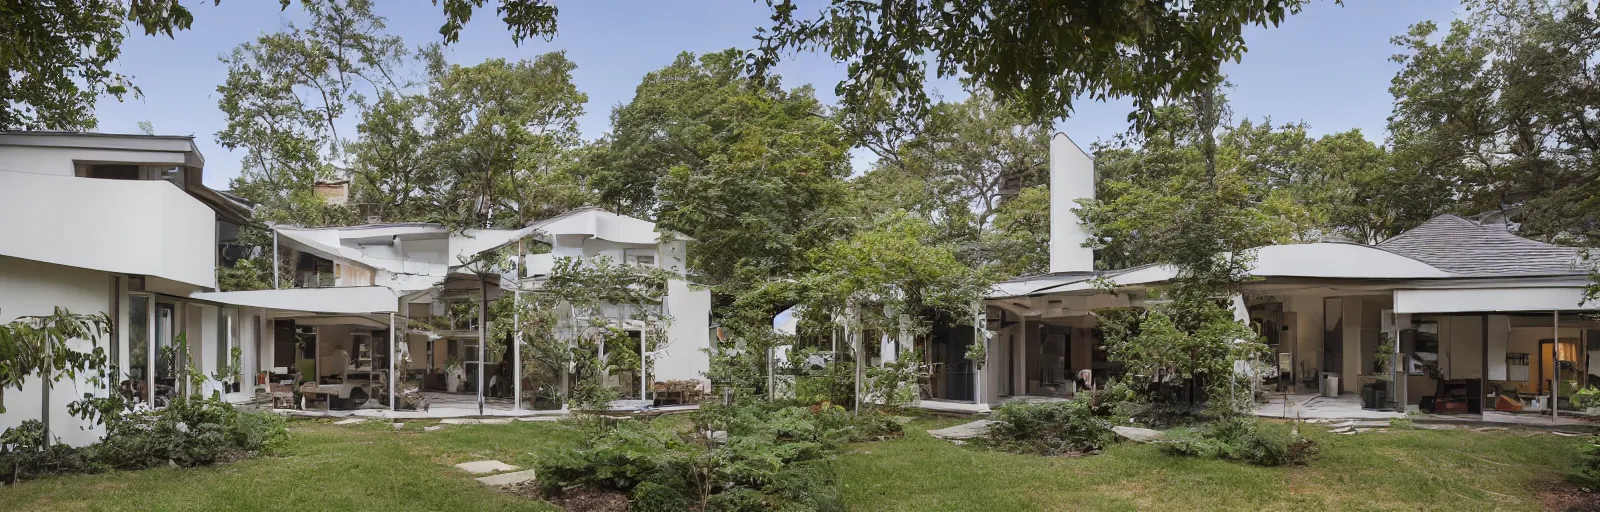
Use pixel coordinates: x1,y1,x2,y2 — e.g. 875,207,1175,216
1323,299,1344,386
930,323,975,402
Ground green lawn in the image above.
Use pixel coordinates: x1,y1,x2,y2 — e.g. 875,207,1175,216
0,416,1588,511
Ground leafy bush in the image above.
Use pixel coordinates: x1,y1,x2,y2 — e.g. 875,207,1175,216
1161,417,1316,466
983,399,1115,455
0,420,99,482
1582,435,1600,489
538,404,855,511
1,396,287,483
1571,386,1600,411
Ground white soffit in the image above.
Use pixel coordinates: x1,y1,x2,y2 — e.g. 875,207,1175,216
1394,287,1594,314
1251,243,1450,279
987,273,1096,298
190,286,400,314
1046,265,1178,294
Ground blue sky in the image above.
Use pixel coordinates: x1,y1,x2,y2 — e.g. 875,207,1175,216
95,1,1462,190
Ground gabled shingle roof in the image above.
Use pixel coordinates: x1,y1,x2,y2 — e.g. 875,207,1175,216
1376,214,1587,277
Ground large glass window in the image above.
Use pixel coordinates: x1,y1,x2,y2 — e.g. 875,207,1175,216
1407,321,1438,376
129,295,151,402
218,308,238,386
155,303,177,392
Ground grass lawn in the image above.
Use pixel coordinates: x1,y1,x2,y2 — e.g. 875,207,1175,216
0,416,1589,511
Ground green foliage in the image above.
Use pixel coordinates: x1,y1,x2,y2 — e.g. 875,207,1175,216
538,404,861,511
752,0,1309,128
1078,87,1275,413
983,398,1116,456
1,396,286,484
1571,387,1600,411
848,91,1050,267
1160,417,1316,466
982,186,1052,278
1582,434,1600,489
588,49,853,290
422,52,591,230
0,0,193,129
1390,2,1600,245
0,308,111,415
803,212,993,337
0,420,97,483
863,349,927,412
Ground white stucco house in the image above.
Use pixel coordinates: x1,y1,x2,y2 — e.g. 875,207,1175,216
950,133,1600,420
0,132,714,446
260,207,712,408
0,131,259,446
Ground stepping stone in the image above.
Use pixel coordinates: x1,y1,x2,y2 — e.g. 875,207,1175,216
476,469,538,486
424,425,445,432
441,418,480,425
1112,426,1164,443
479,418,512,425
455,460,519,475
515,416,561,422
1553,430,1585,437
334,418,366,425
928,420,995,440
1329,426,1355,434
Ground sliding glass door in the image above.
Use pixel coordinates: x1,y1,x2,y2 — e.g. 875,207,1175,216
129,295,152,404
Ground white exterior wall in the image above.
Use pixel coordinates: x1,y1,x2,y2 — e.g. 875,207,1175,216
656,280,711,386
1487,315,1511,381
1048,133,1095,273
0,171,216,288
0,146,187,177
0,256,116,447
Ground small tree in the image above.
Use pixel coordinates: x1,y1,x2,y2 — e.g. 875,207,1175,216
0,308,112,436
796,212,993,412
496,255,676,409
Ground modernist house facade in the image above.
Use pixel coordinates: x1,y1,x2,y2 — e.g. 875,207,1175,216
961,133,1600,416
770,133,1596,417
0,131,259,446
0,132,712,446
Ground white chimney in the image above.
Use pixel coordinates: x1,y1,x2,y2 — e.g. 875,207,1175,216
1049,132,1096,273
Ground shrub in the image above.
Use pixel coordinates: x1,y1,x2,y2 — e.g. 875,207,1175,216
0,420,99,483
2,396,288,483
537,404,855,511
1161,417,1316,466
1582,435,1600,488
983,399,1115,455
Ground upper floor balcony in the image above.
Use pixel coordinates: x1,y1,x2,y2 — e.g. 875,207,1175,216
0,169,217,289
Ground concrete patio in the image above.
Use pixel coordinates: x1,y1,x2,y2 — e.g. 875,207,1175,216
1254,393,1597,429
275,391,702,420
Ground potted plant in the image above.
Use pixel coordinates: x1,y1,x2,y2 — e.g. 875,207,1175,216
444,357,464,392
1364,333,1395,410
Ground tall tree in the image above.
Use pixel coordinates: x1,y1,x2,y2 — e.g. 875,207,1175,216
753,0,1311,127
426,52,590,229
2,0,559,130
0,0,193,129
850,91,1049,271
592,50,854,289
1388,1,1600,243
216,0,409,226
1080,86,1279,412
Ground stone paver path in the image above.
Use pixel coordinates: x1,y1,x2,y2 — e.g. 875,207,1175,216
455,460,519,474
927,419,994,440
477,469,538,486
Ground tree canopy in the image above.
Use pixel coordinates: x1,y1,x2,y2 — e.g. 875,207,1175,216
753,0,1313,127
